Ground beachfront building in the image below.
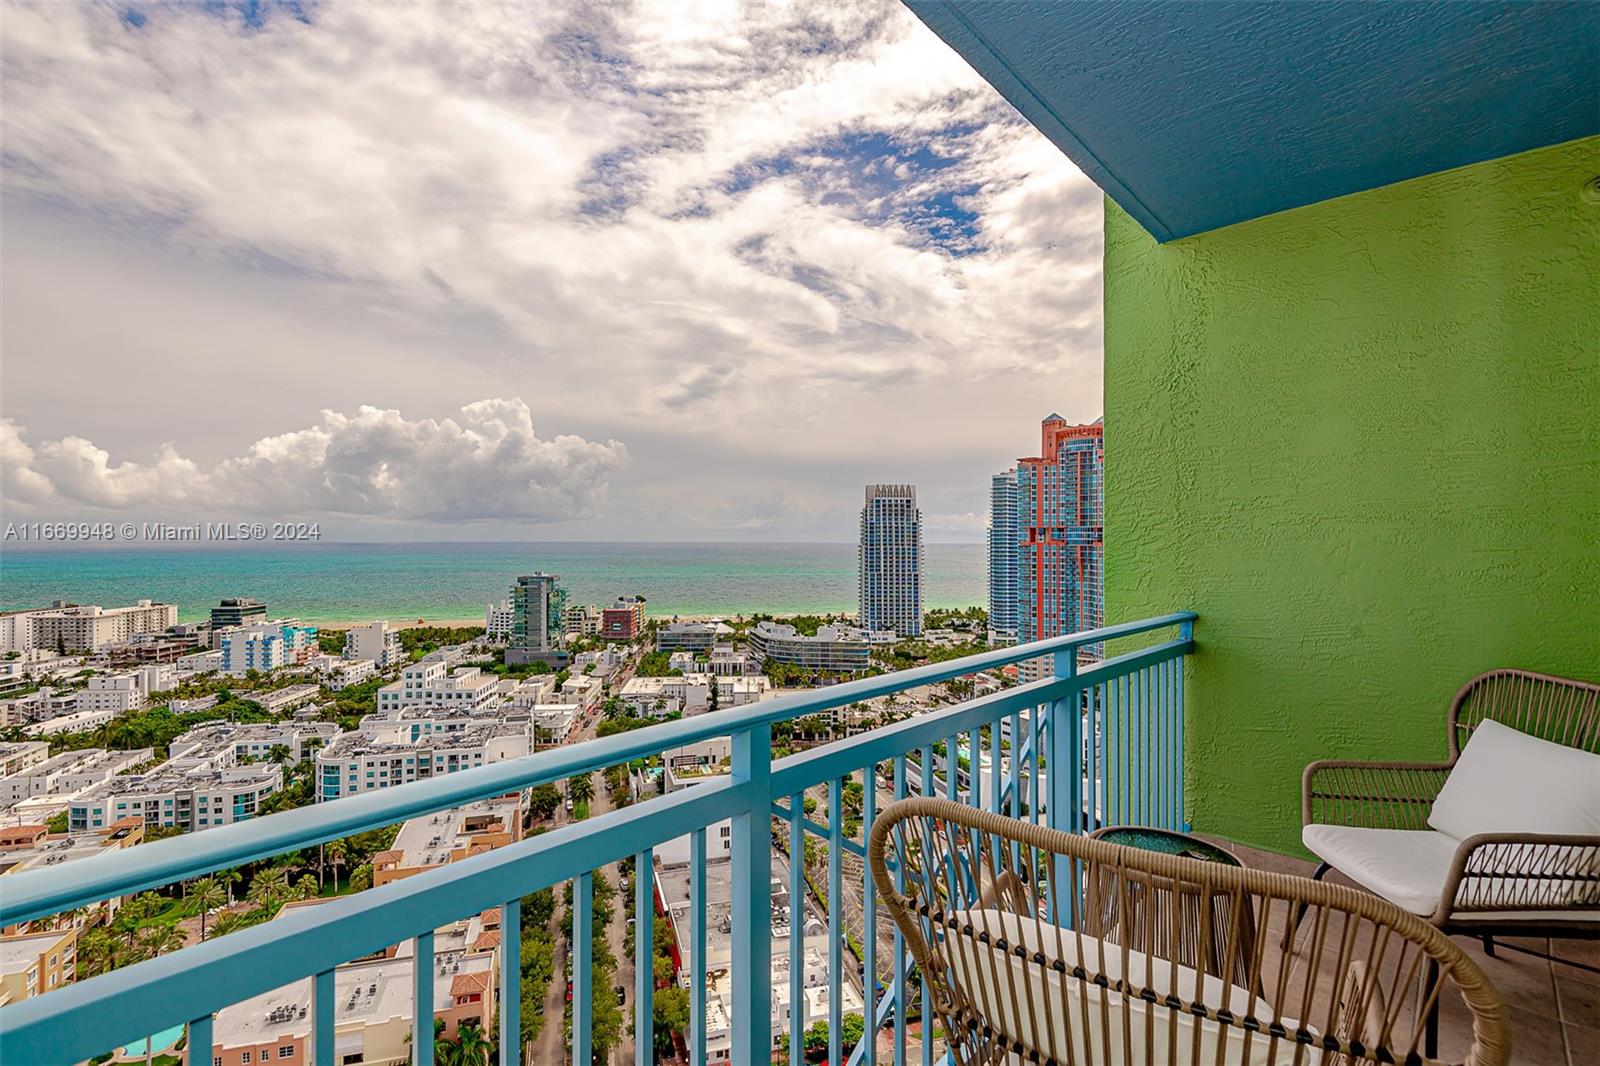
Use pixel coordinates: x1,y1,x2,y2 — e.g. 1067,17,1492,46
601,596,646,641
655,620,726,653
29,601,178,655
342,620,401,669
209,597,268,632
987,468,1020,646
484,600,514,642
506,573,567,666
219,623,319,676
745,620,889,674
858,484,923,637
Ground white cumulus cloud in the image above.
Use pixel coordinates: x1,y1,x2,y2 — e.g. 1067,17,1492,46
1,400,627,522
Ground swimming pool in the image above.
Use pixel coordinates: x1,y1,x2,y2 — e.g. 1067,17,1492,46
118,1023,185,1058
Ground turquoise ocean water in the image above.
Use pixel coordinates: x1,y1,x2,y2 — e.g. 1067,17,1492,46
0,542,985,624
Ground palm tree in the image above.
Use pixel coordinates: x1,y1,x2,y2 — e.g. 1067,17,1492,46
114,892,161,947
267,743,291,764
326,839,348,891
189,877,226,941
79,927,123,977
453,1021,491,1066
210,912,243,939
292,874,319,902
567,773,594,807
136,924,187,959
247,866,291,916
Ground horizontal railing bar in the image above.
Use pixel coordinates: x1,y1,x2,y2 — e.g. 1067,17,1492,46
0,777,748,1064
0,613,1193,927
770,802,868,859
771,639,1192,799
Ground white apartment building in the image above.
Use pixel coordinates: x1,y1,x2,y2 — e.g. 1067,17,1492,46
170,721,341,765
342,620,402,668
667,651,698,673
68,760,281,832
572,646,627,676
175,648,223,674
2,689,79,728
562,603,602,637
655,621,729,653
29,601,179,654
25,708,119,737
747,621,892,674
375,664,501,715
618,673,770,718
310,655,377,690
0,748,152,807
315,714,532,802
0,742,50,777
485,602,515,642
73,663,177,714
251,684,321,714
859,483,924,638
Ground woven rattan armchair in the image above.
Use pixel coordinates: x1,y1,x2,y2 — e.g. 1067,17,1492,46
1302,670,1600,943
870,797,1509,1066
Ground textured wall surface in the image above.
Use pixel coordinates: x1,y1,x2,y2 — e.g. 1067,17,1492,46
1103,136,1600,854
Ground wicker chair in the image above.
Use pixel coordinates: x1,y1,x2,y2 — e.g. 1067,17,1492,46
870,797,1509,1066
1302,670,1600,945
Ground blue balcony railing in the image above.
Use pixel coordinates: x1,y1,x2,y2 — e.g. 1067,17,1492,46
0,612,1194,1066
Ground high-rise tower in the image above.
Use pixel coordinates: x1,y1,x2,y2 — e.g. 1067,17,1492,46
1018,415,1104,675
858,484,923,637
987,469,1020,646
506,572,568,665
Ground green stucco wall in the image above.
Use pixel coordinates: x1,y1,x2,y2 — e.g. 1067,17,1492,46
1103,136,1600,855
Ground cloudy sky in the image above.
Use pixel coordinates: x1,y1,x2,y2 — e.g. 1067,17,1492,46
1,1,1103,543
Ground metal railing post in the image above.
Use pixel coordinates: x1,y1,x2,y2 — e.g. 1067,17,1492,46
1048,649,1082,925
730,722,773,1064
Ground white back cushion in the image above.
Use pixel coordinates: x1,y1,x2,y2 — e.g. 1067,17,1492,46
1429,718,1600,839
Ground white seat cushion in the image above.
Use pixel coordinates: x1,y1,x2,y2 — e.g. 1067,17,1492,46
1429,718,1600,839
1302,825,1460,915
946,908,1291,1065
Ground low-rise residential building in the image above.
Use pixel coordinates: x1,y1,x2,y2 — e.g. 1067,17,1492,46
29,600,178,654
0,689,78,729
667,650,699,674
746,621,891,674
251,684,322,714
0,926,79,1004
314,714,532,802
170,722,340,765
572,646,627,677
342,620,402,668
558,673,603,714
707,644,755,677
561,603,601,637
373,794,523,887
376,664,500,715
618,674,770,718
66,729,292,833
0,743,49,778
103,629,205,668
75,673,141,714
0,748,152,807
310,654,377,690
600,596,646,641
175,648,223,674
24,707,118,737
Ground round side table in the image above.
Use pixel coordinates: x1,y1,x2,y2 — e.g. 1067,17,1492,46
1087,825,1257,987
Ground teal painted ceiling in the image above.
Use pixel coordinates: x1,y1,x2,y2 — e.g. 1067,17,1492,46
906,1,1600,241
